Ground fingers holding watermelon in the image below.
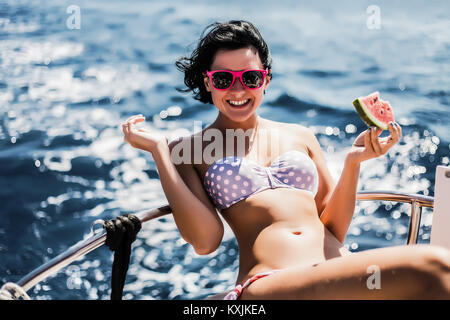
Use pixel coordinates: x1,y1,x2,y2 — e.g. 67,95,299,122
387,121,402,144
381,121,402,151
349,122,402,164
369,126,383,155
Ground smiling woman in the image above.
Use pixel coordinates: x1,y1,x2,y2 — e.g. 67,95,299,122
120,20,450,300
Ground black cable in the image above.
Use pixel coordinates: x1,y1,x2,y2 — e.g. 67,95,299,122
104,214,141,300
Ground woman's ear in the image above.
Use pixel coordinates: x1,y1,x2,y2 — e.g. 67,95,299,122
203,72,211,92
264,68,272,89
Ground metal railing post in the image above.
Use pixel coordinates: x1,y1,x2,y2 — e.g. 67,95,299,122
407,200,423,245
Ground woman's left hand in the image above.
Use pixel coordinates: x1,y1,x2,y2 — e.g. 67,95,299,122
347,121,402,165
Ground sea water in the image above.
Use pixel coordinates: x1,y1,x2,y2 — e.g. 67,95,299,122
0,0,449,299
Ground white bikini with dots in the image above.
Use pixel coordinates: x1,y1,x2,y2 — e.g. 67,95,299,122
204,150,319,210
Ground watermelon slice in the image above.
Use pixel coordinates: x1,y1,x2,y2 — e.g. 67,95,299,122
352,92,395,130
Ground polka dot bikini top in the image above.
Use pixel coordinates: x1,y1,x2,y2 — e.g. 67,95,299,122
203,150,319,210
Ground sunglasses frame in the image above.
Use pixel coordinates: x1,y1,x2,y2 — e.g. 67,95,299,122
205,69,268,91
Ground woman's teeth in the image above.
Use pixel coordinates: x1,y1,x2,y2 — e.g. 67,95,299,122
228,99,250,106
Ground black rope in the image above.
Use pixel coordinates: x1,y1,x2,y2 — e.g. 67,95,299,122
104,214,141,300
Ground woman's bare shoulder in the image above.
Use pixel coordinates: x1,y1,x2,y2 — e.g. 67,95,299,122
263,119,315,144
262,118,312,133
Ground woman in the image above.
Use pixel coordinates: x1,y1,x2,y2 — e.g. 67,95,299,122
122,20,450,299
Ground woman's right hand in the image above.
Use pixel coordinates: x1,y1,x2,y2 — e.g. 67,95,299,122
122,114,168,153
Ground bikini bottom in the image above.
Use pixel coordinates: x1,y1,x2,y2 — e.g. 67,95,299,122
223,269,282,300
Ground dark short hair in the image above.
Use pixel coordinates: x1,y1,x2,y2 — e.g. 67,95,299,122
175,20,272,104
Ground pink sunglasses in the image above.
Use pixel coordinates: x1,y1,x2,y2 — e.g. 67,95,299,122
206,69,268,90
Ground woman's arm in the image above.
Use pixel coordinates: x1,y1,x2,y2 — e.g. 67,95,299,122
122,115,224,255
153,140,224,254
318,158,360,243
305,122,402,243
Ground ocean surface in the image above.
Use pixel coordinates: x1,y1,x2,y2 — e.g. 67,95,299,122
0,0,449,300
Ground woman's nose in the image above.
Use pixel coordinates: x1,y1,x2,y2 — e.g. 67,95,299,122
230,77,245,91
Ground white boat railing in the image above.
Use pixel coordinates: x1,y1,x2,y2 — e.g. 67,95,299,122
356,190,433,245
11,191,434,295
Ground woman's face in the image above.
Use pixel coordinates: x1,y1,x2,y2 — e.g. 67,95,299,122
203,47,270,123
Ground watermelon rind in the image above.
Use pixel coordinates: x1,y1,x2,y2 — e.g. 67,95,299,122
352,97,389,131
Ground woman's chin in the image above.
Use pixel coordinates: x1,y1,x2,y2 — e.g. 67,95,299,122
224,108,256,122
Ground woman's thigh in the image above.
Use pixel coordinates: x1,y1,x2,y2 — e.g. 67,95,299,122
241,244,450,300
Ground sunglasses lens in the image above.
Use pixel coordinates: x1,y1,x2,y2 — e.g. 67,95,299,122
211,72,233,89
242,71,264,88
